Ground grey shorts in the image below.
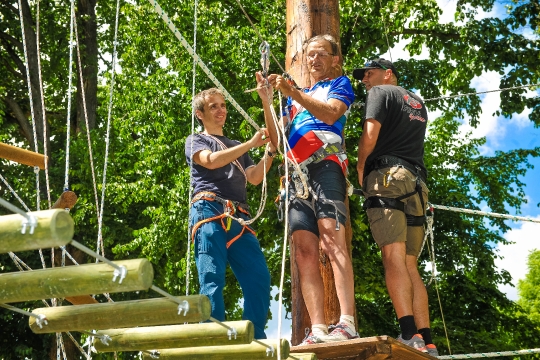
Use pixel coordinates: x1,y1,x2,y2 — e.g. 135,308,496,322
289,160,347,236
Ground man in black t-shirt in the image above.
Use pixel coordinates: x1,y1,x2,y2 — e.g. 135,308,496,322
353,58,438,356
185,88,276,339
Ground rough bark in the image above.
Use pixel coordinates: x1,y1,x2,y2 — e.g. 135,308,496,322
286,0,354,345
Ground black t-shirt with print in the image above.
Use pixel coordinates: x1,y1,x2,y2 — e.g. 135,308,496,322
185,134,255,203
362,85,428,176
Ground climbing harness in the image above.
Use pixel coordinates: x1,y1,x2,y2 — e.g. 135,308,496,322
362,156,427,226
190,191,255,249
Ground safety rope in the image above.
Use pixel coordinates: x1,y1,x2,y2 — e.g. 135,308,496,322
35,0,51,209
438,348,540,359
431,203,540,223
64,0,75,191
96,0,122,268
73,9,101,233
16,0,41,214
185,0,199,297
146,0,260,131
276,92,291,360
378,0,393,63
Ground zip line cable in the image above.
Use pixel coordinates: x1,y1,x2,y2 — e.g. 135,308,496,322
185,0,199,297
233,0,286,75
147,0,260,131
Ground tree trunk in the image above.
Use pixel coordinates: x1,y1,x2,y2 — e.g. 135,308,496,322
286,0,354,346
19,0,47,153
75,0,98,133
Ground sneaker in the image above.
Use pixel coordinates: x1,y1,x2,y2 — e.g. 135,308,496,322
323,322,360,342
299,330,324,346
426,343,439,357
397,333,428,353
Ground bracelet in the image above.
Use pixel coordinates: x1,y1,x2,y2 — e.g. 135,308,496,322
266,150,276,158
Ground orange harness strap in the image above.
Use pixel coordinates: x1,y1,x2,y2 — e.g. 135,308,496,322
191,192,255,249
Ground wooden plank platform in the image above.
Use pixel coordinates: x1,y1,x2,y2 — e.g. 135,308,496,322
290,336,437,360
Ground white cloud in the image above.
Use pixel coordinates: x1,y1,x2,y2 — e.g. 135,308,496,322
495,218,540,301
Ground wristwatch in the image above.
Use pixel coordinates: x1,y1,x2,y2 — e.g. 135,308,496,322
267,150,276,158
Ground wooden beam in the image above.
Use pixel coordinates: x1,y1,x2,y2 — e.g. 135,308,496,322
287,353,317,360
93,321,253,352
141,339,290,360
29,295,210,333
0,258,153,304
0,209,74,254
52,191,78,210
289,335,437,360
0,142,47,169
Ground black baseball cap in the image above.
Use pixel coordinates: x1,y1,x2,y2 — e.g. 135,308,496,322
352,58,400,81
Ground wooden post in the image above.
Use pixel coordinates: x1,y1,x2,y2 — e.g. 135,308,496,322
29,295,211,333
93,321,253,352
0,209,74,254
141,339,290,360
0,142,47,169
285,0,353,345
0,258,153,303
52,191,78,210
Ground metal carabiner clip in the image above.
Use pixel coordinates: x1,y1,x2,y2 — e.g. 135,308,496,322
259,41,270,78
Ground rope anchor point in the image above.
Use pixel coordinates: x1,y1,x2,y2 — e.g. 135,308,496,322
177,300,189,316
112,265,127,283
227,327,237,340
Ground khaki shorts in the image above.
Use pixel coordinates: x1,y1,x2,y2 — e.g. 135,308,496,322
363,166,429,256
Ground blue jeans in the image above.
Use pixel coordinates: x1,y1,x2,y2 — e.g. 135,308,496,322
189,199,270,339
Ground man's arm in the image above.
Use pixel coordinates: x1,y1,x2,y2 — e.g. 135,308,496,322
245,143,277,185
193,130,270,170
256,72,283,148
268,74,348,125
357,118,381,186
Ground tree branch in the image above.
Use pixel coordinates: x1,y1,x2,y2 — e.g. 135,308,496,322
3,96,34,145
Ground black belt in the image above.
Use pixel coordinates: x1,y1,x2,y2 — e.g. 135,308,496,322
367,155,426,183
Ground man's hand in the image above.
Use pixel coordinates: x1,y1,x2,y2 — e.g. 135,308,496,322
268,74,296,97
248,128,271,149
255,72,273,100
357,166,364,187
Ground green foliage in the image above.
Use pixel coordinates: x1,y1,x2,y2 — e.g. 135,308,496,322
518,250,540,325
1,0,540,358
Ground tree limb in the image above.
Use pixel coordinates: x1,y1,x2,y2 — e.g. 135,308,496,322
3,96,34,145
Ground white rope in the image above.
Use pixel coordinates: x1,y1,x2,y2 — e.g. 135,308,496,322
185,0,199,297
16,0,41,213
96,0,122,264
276,91,290,360
64,0,76,191
146,0,260,131
73,9,101,234
378,0,393,62
430,204,540,223
438,349,540,359
35,0,51,209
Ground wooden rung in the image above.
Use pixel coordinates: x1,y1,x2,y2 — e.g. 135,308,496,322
287,354,317,360
64,295,98,305
0,259,153,304
0,142,47,169
0,209,74,254
290,335,437,360
29,295,210,333
141,339,290,360
93,320,253,352
52,191,78,210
